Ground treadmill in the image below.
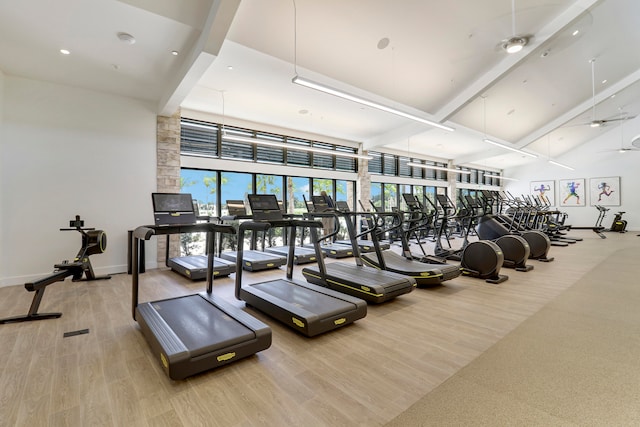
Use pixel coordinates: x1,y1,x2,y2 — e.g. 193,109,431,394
261,199,322,265
131,207,271,380
359,209,462,287
234,194,367,337
301,203,416,304
152,193,235,280
219,200,287,271
303,195,354,259
333,200,389,253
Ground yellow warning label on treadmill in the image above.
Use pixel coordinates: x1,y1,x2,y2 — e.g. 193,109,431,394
217,352,236,362
292,317,304,328
361,285,371,292
160,353,168,369
334,318,346,325
267,263,274,267
186,270,191,277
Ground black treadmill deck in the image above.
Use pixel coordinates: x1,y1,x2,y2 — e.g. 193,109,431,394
242,279,367,336
361,251,461,287
302,262,415,304
220,250,287,271
167,255,235,280
264,245,320,265
136,293,272,380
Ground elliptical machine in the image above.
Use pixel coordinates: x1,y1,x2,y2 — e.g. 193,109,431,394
462,195,533,273
0,215,110,324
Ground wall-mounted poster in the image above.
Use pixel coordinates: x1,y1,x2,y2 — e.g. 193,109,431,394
589,176,620,206
559,178,586,206
530,180,555,207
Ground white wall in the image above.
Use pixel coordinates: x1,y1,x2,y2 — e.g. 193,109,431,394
504,117,640,231
0,70,5,277
1,76,158,287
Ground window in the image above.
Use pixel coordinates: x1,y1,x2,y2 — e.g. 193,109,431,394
286,138,312,167
312,142,334,169
180,119,219,157
221,172,253,211
255,174,283,198
368,152,382,175
370,183,383,210
383,183,398,211
180,168,218,217
180,118,358,172
287,176,311,214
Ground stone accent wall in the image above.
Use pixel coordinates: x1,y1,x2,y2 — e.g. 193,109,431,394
357,153,371,211
156,110,181,264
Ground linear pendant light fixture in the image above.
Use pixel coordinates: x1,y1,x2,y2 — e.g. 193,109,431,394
406,162,471,175
224,134,373,160
483,138,538,158
548,159,575,170
484,173,519,182
292,76,455,132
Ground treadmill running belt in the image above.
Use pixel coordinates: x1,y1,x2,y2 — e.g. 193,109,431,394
251,280,356,318
152,295,255,358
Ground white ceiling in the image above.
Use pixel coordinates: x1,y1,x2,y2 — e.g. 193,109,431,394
2,0,640,171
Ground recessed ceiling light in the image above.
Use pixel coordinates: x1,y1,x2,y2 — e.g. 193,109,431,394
171,50,179,56
117,32,136,45
227,65,233,70
572,29,580,36
601,79,607,84
60,49,70,55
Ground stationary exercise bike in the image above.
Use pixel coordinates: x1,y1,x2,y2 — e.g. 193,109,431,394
0,215,110,324
609,211,628,233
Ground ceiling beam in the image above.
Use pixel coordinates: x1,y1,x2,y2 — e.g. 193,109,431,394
158,0,241,116
515,68,640,150
435,0,602,123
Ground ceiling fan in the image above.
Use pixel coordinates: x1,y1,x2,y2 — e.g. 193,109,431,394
499,0,534,54
574,59,637,128
600,115,640,153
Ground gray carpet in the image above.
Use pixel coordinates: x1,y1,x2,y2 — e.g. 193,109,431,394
386,243,640,426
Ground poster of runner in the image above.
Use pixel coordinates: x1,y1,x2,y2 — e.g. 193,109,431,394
589,176,620,206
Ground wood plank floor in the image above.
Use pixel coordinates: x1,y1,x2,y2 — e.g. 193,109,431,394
0,230,633,426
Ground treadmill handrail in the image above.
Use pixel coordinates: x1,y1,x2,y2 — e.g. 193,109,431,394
131,222,235,320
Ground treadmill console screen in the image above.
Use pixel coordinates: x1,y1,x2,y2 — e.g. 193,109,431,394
226,200,247,216
153,193,194,213
248,194,283,221
311,195,330,212
152,193,196,225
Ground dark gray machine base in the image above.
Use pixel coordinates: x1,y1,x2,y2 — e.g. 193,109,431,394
302,262,415,304
264,245,321,265
241,279,367,337
167,255,235,280
361,251,461,287
136,293,272,380
304,243,354,258
220,250,287,271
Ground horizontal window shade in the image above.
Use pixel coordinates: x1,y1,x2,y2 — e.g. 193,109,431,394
180,119,218,157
